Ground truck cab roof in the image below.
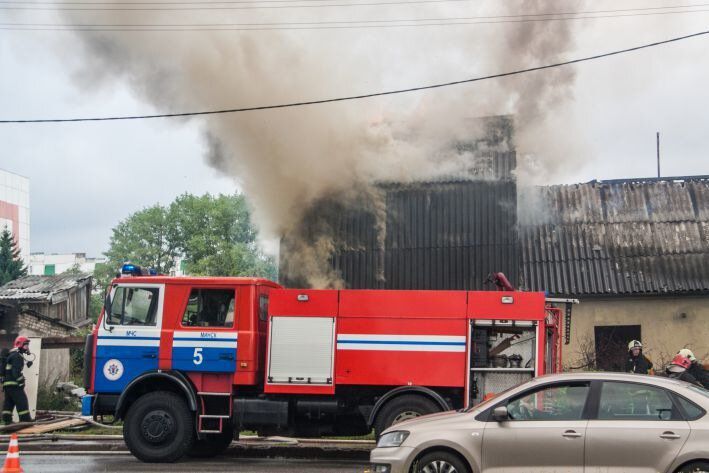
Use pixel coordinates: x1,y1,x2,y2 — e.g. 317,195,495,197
111,276,282,288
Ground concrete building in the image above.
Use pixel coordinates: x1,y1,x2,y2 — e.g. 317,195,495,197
520,176,709,371
30,252,107,276
0,169,30,265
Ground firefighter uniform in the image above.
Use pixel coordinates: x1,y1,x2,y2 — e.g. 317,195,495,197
625,353,653,374
2,349,31,424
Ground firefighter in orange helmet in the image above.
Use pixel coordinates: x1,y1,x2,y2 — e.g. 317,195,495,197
2,336,33,424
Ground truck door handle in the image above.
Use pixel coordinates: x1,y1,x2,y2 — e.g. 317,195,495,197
562,430,583,438
219,353,234,360
660,432,681,440
142,352,157,359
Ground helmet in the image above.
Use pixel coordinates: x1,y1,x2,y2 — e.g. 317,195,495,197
678,348,696,362
628,340,642,350
670,354,692,370
13,336,30,351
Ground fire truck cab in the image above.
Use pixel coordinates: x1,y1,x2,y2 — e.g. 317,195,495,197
83,265,566,462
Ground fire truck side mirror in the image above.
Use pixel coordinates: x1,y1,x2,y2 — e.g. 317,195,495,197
492,406,509,422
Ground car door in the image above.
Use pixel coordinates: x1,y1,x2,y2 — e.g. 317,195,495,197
171,287,238,372
482,381,590,473
94,283,164,393
585,380,691,473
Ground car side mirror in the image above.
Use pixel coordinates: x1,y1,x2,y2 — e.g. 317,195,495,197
492,406,509,422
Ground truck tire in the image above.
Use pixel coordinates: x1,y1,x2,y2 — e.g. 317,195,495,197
124,391,195,463
187,421,235,458
374,394,440,437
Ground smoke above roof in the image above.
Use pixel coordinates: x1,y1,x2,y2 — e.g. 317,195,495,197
63,0,586,285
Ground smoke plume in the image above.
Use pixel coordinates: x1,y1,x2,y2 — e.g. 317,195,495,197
64,0,585,286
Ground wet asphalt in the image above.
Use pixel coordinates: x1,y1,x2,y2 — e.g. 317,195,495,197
20,454,370,472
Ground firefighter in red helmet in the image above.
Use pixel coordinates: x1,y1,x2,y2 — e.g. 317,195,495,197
2,336,33,424
666,354,702,387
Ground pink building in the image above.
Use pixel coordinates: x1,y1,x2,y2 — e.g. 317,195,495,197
0,169,30,265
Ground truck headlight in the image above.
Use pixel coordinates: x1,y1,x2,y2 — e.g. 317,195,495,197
377,431,409,448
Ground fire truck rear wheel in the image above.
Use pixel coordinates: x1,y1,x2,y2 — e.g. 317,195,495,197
124,391,195,463
374,394,440,437
187,421,235,458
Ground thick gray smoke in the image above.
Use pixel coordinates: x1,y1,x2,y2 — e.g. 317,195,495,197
64,0,584,286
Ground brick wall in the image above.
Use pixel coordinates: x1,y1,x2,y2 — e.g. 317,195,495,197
12,312,74,338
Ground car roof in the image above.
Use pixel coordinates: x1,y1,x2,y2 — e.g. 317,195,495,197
530,371,691,389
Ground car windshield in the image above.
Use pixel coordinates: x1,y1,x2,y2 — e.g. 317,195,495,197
686,385,709,399
463,383,523,412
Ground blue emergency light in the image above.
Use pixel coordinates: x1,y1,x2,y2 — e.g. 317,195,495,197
120,263,158,277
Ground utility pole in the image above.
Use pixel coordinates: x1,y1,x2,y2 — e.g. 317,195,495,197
656,132,661,178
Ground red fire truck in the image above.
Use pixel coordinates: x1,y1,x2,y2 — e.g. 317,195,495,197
82,265,568,462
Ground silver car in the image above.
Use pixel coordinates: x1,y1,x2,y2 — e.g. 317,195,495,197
370,372,709,473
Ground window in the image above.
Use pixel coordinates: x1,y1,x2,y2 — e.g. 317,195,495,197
594,325,641,372
598,382,677,421
674,395,705,421
259,294,269,322
181,289,235,328
506,383,590,421
44,264,55,276
108,286,159,326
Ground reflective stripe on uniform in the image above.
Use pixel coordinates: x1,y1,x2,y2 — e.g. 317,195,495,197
2,381,17,386
1,411,11,415
16,410,29,415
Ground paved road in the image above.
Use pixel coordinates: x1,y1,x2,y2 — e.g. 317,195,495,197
21,454,370,472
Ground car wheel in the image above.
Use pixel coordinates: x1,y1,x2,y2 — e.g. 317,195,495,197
124,391,195,463
374,394,440,437
187,421,235,458
677,462,709,473
414,451,469,473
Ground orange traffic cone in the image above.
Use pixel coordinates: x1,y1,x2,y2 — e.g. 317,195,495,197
1,434,23,473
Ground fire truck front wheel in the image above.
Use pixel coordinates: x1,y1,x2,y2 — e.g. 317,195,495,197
124,391,195,463
374,394,439,437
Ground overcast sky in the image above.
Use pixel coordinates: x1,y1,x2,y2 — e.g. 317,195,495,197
1,1,708,257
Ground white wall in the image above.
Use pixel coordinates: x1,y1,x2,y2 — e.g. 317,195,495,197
30,253,106,276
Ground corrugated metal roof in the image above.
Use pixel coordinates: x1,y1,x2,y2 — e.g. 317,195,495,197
0,274,92,302
520,176,709,296
281,177,519,290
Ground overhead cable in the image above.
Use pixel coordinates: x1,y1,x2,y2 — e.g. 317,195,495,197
2,0,709,11
1,29,707,124
3,7,709,31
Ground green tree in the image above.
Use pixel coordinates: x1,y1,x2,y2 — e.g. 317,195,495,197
169,193,276,278
101,193,276,280
0,227,27,285
104,204,179,276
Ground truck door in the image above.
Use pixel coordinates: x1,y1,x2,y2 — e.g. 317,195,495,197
171,287,238,373
94,283,164,393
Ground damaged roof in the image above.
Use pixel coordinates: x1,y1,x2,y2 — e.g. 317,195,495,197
0,273,92,302
520,176,709,296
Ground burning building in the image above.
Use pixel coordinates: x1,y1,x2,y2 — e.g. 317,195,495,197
280,127,709,370
279,116,519,291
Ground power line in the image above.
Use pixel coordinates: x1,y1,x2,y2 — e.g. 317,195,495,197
3,7,709,31
4,7,709,31
3,0,708,11
0,0,479,10
1,29,707,124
